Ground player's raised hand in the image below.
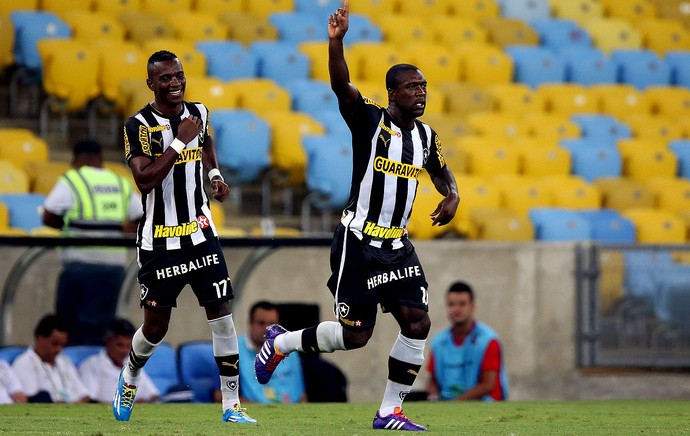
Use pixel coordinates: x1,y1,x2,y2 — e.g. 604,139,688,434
328,0,349,39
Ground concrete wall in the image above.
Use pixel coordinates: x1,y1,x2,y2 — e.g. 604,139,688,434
1,241,688,401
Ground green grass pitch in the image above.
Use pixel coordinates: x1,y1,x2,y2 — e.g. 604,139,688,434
0,400,688,435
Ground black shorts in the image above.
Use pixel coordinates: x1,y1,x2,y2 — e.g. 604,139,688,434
137,238,233,310
326,223,429,331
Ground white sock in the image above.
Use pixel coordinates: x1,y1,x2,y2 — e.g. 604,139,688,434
124,327,159,386
275,321,345,353
379,333,426,416
208,314,240,411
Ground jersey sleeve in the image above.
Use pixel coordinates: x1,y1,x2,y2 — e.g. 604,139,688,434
338,92,383,151
124,116,153,163
425,129,446,175
481,339,501,373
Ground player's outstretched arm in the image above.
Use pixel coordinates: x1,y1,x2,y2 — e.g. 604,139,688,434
328,0,358,107
429,166,459,227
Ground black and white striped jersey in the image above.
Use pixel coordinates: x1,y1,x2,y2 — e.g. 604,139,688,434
340,94,446,249
124,101,218,251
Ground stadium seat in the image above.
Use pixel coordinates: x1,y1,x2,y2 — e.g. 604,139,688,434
637,18,690,57
219,12,278,46
465,113,528,139
575,209,636,243
583,18,642,54
550,0,604,25
430,17,488,49
63,345,101,367
645,177,690,216
376,14,434,46
246,0,294,18
307,109,350,137
501,0,550,21
249,41,310,86
619,146,678,181
669,139,690,178
0,0,37,16
145,343,180,395
588,84,650,120
600,0,657,25
0,346,27,364
521,113,581,140
141,39,207,78
167,12,227,44
118,78,154,119
463,143,520,178
528,207,591,241
10,11,71,72
36,0,92,19
655,282,690,344
177,341,219,403
355,80,387,105
349,0,397,22
26,161,70,195
118,11,174,45
407,175,450,240
530,19,591,52
183,75,238,111
610,49,672,90
92,0,139,14
0,201,8,229
298,41,335,82
61,11,125,43
558,46,617,85
269,12,327,44
570,114,632,144
625,114,683,141
622,208,685,244
140,0,193,17
196,40,258,82
0,193,45,231
559,139,622,182
194,0,244,14
342,13,382,45
644,85,690,118
0,161,29,194
210,109,271,184
536,83,597,116
401,43,459,85
480,17,540,48
455,43,514,86
471,208,535,241
488,83,544,115
665,50,690,88
94,40,147,114
451,0,499,21
451,175,502,236
0,129,48,171
494,175,551,217
347,42,401,82
504,45,566,88
397,0,451,18
594,176,655,212
224,78,291,115
518,145,571,178
434,82,488,117
541,175,602,210
284,78,338,115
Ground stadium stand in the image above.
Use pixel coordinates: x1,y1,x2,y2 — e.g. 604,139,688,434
529,207,592,241
177,341,218,403
536,83,597,116
575,209,636,244
249,40,310,86
504,45,566,88
196,40,258,81
558,46,618,85
0,193,45,232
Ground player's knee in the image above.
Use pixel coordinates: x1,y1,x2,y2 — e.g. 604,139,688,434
343,328,372,350
402,315,431,340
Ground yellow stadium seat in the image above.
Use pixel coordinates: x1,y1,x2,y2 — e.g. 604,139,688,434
480,17,539,48
521,113,581,140
141,39,207,77
141,0,194,16
431,16,488,50
194,0,245,14
26,161,71,195
638,18,690,56
167,12,227,43
652,0,690,28
458,138,520,177
536,83,597,116
95,40,147,114
208,201,226,227
625,114,684,141
407,175,451,240
494,175,552,218
644,177,690,215
39,0,92,19
455,43,513,86
378,14,434,46
488,83,544,115
589,84,650,120
644,85,690,118
0,12,15,70
619,145,678,181
398,0,450,17
225,78,291,115
119,78,154,118
470,207,534,241
249,225,300,237
92,0,140,15
0,227,28,236
0,0,37,15
0,161,30,194
583,18,643,54
401,43,460,85
355,80,387,105
62,11,126,42
218,226,249,238
466,112,528,138
435,82,493,117
518,145,571,178
420,113,475,144
551,0,604,25
245,0,294,18
37,39,100,112
0,201,8,228
299,41,341,82
452,175,501,236
184,75,239,111
0,129,48,171
541,175,602,210
623,208,685,243
349,42,401,82
349,0,398,22
450,0,499,21
594,176,655,212
29,226,60,237
439,142,467,175
600,0,658,24
118,11,175,45
262,110,325,185
219,12,278,46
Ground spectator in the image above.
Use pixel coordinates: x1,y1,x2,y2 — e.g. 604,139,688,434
79,319,159,403
426,281,509,401
12,314,90,403
238,301,305,403
42,138,143,345
0,360,27,404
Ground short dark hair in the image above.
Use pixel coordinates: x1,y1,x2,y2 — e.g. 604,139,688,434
386,63,421,90
148,50,178,66
448,281,474,301
249,300,278,321
104,318,136,339
34,314,67,338
72,138,101,156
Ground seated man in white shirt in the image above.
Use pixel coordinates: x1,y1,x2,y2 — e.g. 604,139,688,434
12,314,91,403
80,318,159,403
0,360,27,404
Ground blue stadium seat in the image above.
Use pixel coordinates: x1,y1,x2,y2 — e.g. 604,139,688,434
145,343,180,395
195,40,258,81
575,209,635,243
610,49,672,89
669,139,690,178
559,139,622,182
63,345,102,367
502,0,550,21
10,11,71,73
528,207,591,241
570,114,631,144
210,109,271,184
283,78,338,115
0,193,45,232
345,14,383,45
665,50,690,88
0,346,26,364
294,0,340,18
269,12,327,44
558,46,617,85
177,341,218,403
308,109,350,137
249,41,310,86
504,45,566,88
530,18,591,51
302,133,353,211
